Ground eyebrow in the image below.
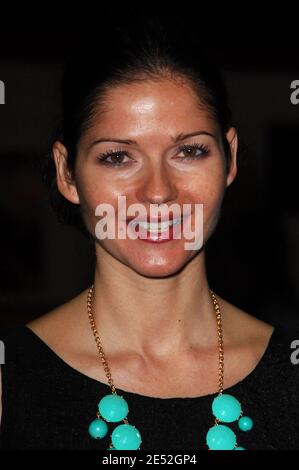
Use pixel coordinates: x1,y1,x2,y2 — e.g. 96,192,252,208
87,130,216,150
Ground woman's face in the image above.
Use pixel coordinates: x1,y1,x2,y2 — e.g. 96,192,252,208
54,78,237,277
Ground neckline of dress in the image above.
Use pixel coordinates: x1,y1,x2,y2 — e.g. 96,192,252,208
22,323,279,401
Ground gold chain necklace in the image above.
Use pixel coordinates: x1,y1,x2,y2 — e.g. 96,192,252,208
87,284,253,450
87,283,224,397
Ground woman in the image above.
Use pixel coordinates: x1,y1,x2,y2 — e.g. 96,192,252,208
1,19,298,450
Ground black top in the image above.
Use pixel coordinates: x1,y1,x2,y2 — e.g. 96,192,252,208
0,324,299,450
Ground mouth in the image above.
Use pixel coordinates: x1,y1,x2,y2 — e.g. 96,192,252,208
126,215,188,243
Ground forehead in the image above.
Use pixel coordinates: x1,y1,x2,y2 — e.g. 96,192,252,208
87,78,217,140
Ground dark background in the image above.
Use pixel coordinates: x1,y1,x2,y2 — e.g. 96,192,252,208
0,10,298,328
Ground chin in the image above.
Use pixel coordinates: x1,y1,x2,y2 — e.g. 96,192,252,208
122,251,199,279
130,264,185,279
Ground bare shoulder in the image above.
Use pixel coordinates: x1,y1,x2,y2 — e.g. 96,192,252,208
218,294,275,354
26,287,90,350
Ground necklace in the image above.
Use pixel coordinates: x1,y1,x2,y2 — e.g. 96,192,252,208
87,284,253,450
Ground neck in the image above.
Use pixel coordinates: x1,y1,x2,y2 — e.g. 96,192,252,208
90,247,220,362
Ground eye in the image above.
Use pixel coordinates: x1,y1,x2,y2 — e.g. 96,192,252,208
97,149,132,167
96,142,210,168
177,143,210,160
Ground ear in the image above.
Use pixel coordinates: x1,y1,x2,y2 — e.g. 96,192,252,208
225,127,238,187
52,141,80,204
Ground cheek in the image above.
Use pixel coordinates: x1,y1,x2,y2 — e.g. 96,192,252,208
203,181,225,209
185,165,226,206
75,166,110,208
74,171,112,232
186,168,226,235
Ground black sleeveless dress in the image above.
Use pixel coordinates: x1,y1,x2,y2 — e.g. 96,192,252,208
0,324,299,450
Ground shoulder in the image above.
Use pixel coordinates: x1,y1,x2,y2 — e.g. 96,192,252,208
26,287,89,344
25,287,92,366
219,297,299,397
218,294,299,361
217,294,275,350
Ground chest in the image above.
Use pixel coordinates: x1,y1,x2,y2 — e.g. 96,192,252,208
88,345,258,399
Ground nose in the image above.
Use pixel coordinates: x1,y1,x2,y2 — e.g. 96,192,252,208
136,162,178,206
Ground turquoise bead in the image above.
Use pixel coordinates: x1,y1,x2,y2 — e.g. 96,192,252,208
98,394,129,422
212,394,242,422
234,446,246,450
206,424,237,450
111,423,142,450
238,416,253,432
88,418,108,439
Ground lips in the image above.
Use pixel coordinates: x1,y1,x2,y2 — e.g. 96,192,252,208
126,215,183,235
124,213,190,243
126,214,183,224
